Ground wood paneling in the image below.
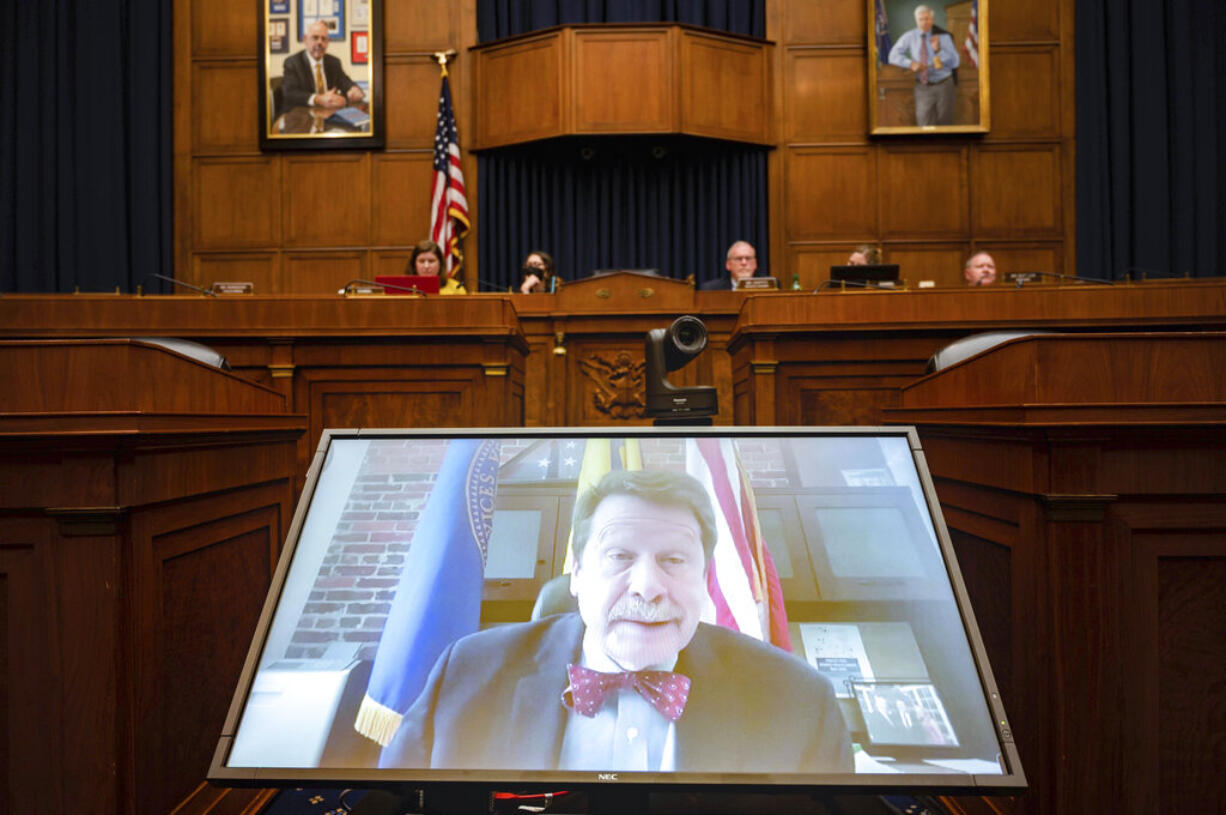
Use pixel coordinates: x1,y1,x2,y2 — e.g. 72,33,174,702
971,145,1062,237
192,62,260,153
573,30,674,132
786,147,877,238
283,251,367,294
475,37,565,147
879,146,969,237
179,0,476,291
194,157,280,248
886,244,970,287
993,0,1061,43
191,252,279,292
681,31,771,143
191,0,252,57
384,1,459,52
782,0,863,45
989,46,1061,141
373,251,414,279
371,153,434,246
786,49,867,142
385,58,455,147
282,154,371,247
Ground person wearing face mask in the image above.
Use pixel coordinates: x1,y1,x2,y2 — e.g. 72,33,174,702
407,240,466,294
519,250,560,294
378,470,850,773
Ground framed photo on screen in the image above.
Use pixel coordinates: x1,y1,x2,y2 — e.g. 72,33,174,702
869,0,990,134
259,0,384,150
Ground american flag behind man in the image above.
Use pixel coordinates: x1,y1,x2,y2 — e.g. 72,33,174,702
964,0,980,67
430,65,470,280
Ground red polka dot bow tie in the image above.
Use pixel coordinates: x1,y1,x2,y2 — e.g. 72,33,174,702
562,663,692,722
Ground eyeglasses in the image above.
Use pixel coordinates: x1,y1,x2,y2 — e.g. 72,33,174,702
729,255,756,262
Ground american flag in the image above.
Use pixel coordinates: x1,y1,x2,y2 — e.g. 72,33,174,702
430,71,470,279
964,0,980,67
686,438,792,650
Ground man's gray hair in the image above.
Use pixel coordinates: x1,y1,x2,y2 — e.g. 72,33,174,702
570,469,718,563
915,5,933,16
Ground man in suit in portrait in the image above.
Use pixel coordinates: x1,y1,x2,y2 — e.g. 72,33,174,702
888,5,960,126
699,241,763,290
379,470,852,774
280,20,364,112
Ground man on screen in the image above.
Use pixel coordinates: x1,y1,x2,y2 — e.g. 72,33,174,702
379,470,852,774
281,21,364,110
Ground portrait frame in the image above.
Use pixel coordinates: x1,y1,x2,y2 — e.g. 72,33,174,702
868,0,990,135
259,0,385,151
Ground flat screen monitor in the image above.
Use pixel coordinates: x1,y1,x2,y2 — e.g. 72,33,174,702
829,264,901,283
374,275,440,294
210,427,1024,797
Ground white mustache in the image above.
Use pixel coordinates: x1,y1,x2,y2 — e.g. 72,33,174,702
607,596,679,624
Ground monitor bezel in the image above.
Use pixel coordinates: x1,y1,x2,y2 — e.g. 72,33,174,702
209,426,1025,795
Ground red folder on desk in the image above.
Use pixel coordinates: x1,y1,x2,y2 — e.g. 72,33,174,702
374,275,440,294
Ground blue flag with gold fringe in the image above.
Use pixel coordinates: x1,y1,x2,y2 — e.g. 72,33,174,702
354,438,500,746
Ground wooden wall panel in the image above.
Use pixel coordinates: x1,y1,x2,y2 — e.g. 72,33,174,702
774,0,1076,285
283,252,367,294
190,253,279,292
385,2,459,52
879,146,969,238
282,154,371,247
573,30,673,132
681,32,770,143
782,0,863,44
990,46,1062,141
194,158,280,248
972,145,1062,237
475,37,564,147
191,0,252,57
786,49,866,142
887,244,970,287
786,147,877,238
993,0,1061,42
385,58,451,147
179,0,477,291
372,153,434,246
373,251,414,279
192,62,260,154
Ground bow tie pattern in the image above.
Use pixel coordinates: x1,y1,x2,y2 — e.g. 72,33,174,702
562,663,691,722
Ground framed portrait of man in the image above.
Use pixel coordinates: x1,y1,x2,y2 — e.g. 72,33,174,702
868,0,989,134
259,0,385,150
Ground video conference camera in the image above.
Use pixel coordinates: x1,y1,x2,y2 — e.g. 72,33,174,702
645,315,718,423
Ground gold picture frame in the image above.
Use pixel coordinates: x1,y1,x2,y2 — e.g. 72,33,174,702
259,0,385,150
869,0,989,134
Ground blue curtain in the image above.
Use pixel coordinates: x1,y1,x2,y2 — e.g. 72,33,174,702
479,140,768,288
477,0,764,42
475,0,768,289
0,0,172,293
1076,0,1225,279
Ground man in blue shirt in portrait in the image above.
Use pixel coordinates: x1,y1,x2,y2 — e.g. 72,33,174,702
888,5,961,126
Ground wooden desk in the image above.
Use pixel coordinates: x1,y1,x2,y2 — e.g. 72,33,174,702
727,279,1226,426
885,332,1226,815
0,339,304,815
